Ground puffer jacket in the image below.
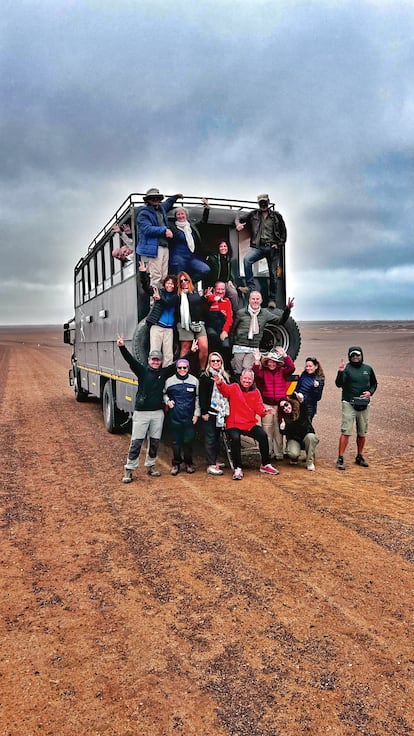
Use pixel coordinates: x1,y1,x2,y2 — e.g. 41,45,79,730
296,371,324,418
136,195,180,257
253,355,295,404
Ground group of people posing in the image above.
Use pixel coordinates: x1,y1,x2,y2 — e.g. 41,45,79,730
117,331,325,483
115,187,378,482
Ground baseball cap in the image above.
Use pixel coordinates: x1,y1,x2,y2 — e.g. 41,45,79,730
148,350,163,359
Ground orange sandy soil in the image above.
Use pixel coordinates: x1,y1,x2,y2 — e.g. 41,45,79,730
0,322,413,736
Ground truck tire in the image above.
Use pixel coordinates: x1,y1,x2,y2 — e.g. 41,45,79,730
132,319,150,363
102,380,123,433
260,316,301,360
74,367,88,402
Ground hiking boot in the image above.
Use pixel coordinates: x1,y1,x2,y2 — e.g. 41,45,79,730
355,454,369,467
170,465,180,476
307,462,315,472
232,467,243,480
147,466,161,477
207,465,224,475
336,456,345,470
122,468,133,484
186,464,196,474
260,464,279,475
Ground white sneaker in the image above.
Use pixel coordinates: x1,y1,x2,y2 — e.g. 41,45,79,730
122,468,133,483
232,467,243,480
207,465,224,475
307,462,315,472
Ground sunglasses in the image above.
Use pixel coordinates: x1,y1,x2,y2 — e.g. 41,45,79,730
211,359,222,363
177,365,188,370
180,278,189,283
280,401,289,408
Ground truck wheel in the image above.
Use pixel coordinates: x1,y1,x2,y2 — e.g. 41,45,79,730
102,381,123,433
132,319,150,363
260,316,301,360
74,368,88,402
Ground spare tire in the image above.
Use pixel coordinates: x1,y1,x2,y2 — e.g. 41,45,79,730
132,318,150,363
260,316,301,360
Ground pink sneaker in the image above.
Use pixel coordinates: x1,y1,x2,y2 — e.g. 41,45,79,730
260,464,279,475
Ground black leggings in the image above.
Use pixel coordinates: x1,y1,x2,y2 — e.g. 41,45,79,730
227,425,269,469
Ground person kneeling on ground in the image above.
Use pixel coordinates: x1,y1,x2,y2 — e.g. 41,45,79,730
163,359,200,475
277,394,319,471
213,369,279,480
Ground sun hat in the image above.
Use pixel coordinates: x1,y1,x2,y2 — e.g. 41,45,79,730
143,188,164,201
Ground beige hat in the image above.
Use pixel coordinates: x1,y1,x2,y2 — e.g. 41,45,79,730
143,188,164,201
257,193,270,202
263,351,284,363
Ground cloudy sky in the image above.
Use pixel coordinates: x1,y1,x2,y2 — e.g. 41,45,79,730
1,0,413,323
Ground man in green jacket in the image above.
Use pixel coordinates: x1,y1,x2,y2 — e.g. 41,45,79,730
335,346,378,470
230,291,294,375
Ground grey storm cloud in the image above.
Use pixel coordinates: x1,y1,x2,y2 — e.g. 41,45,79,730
0,0,413,323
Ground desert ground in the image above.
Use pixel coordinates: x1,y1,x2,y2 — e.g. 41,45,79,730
0,322,413,736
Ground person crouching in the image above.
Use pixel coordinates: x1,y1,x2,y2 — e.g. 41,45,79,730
278,394,319,471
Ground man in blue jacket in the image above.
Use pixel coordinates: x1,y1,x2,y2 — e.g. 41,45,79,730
335,346,378,470
137,187,182,289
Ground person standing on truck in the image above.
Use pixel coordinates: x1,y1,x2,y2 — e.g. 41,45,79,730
335,346,378,471
230,291,294,376
116,334,197,482
235,193,287,308
169,199,211,282
139,263,178,367
137,187,183,289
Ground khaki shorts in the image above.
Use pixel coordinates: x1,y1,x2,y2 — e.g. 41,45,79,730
177,322,207,340
341,400,369,436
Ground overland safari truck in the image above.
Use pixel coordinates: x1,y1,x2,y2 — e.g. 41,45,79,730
64,193,301,432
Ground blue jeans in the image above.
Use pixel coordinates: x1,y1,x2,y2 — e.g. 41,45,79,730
243,244,279,302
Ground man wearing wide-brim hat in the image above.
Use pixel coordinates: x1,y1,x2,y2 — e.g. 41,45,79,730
235,193,287,309
137,187,183,289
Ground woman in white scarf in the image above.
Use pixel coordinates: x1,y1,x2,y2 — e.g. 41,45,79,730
169,200,211,283
176,272,209,371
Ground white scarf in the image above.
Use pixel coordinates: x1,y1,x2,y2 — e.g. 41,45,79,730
180,292,191,330
176,220,195,253
247,305,261,340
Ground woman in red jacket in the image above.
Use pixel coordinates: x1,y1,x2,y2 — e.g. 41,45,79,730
214,370,279,480
252,348,295,460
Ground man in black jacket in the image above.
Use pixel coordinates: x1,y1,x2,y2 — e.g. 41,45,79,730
235,193,287,307
117,334,195,482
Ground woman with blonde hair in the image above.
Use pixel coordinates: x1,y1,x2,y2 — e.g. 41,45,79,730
176,271,209,370
199,352,230,474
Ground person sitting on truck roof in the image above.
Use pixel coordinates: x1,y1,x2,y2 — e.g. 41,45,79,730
203,240,242,315
230,291,294,376
137,187,183,289
168,199,211,283
235,193,287,308
117,333,197,483
139,263,179,367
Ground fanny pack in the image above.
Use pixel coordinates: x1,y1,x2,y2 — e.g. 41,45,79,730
190,321,203,333
350,396,370,411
